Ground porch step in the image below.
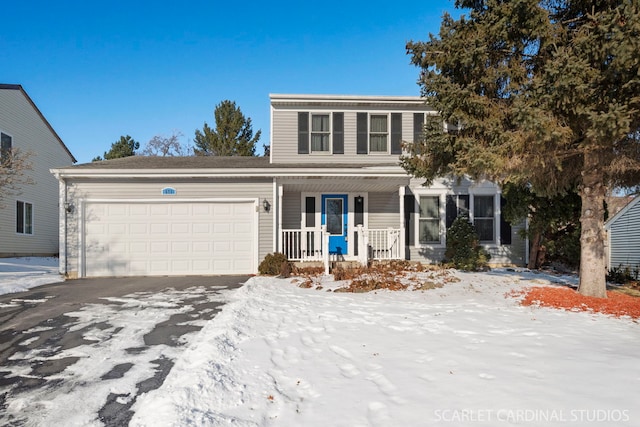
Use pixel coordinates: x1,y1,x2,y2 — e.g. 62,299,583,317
331,260,362,270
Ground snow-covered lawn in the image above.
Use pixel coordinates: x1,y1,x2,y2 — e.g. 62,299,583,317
1,259,638,426
0,257,63,295
132,271,640,427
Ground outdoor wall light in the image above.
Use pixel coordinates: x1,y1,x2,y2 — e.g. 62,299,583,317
64,202,74,214
263,199,271,213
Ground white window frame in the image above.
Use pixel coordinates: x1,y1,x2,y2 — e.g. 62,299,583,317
414,191,499,247
414,193,445,247
369,113,389,154
16,200,34,235
470,194,497,243
309,113,332,154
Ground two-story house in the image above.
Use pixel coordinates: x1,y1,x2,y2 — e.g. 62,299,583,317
51,94,526,278
1,84,76,257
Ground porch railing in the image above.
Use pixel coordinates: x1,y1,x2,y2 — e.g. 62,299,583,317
281,229,325,261
282,227,402,264
365,228,402,261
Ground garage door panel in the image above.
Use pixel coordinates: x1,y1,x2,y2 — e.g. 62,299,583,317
84,201,255,277
150,223,169,234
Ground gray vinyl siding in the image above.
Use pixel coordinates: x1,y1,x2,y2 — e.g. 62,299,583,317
62,178,273,276
0,88,74,257
368,192,400,229
271,107,431,164
282,191,302,229
607,199,640,270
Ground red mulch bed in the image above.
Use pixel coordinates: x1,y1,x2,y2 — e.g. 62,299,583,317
509,286,640,319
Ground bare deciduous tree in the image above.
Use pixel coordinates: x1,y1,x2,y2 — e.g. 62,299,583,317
0,148,34,208
141,131,192,156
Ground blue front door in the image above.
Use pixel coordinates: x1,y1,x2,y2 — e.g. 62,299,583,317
322,194,348,256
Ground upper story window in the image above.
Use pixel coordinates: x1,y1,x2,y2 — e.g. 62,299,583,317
298,112,344,154
369,115,388,152
16,200,33,235
1,132,12,167
311,114,330,152
357,112,402,155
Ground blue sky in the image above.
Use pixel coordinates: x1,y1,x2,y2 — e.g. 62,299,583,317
3,1,458,163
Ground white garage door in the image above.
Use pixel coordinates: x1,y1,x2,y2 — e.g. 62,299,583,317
83,201,256,277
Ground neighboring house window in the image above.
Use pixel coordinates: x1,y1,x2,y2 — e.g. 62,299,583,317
419,196,440,244
369,115,388,152
1,132,12,167
16,201,33,235
311,114,330,152
474,195,495,242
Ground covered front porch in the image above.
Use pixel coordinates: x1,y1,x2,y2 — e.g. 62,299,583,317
274,173,410,268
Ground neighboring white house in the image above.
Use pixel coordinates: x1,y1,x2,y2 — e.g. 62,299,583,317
605,195,640,272
0,84,76,257
51,94,526,278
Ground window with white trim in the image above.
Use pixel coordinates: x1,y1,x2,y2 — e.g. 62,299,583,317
473,195,495,242
16,201,33,235
369,114,388,152
310,114,330,152
419,196,440,244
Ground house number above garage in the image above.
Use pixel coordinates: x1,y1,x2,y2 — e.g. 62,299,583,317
161,187,177,195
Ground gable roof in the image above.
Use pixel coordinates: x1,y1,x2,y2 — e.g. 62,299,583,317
0,84,77,163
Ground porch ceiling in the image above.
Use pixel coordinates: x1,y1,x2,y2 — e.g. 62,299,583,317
279,176,410,193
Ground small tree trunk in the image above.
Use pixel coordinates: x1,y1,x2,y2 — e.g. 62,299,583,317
578,152,607,298
528,232,542,269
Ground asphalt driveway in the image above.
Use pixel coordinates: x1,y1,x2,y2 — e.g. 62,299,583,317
0,275,249,426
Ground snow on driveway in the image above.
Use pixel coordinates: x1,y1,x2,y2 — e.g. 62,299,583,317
131,272,640,427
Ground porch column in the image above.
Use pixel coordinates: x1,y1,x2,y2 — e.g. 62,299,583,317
58,177,67,275
399,186,406,259
276,181,283,253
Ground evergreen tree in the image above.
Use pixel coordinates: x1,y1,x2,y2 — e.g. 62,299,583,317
403,0,640,297
93,135,140,161
194,100,261,156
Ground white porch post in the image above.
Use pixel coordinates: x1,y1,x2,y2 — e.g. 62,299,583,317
58,177,67,275
276,181,283,253
399,186,406,260
322,225,329,275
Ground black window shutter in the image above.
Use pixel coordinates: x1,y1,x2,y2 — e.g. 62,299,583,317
446,195,457,229
404,194,415,247
298,112,309,154
391,113,402,154
333,112,344,154
500,196,512,245
305,197,316,228
413,113,425,142
356,113,368,154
